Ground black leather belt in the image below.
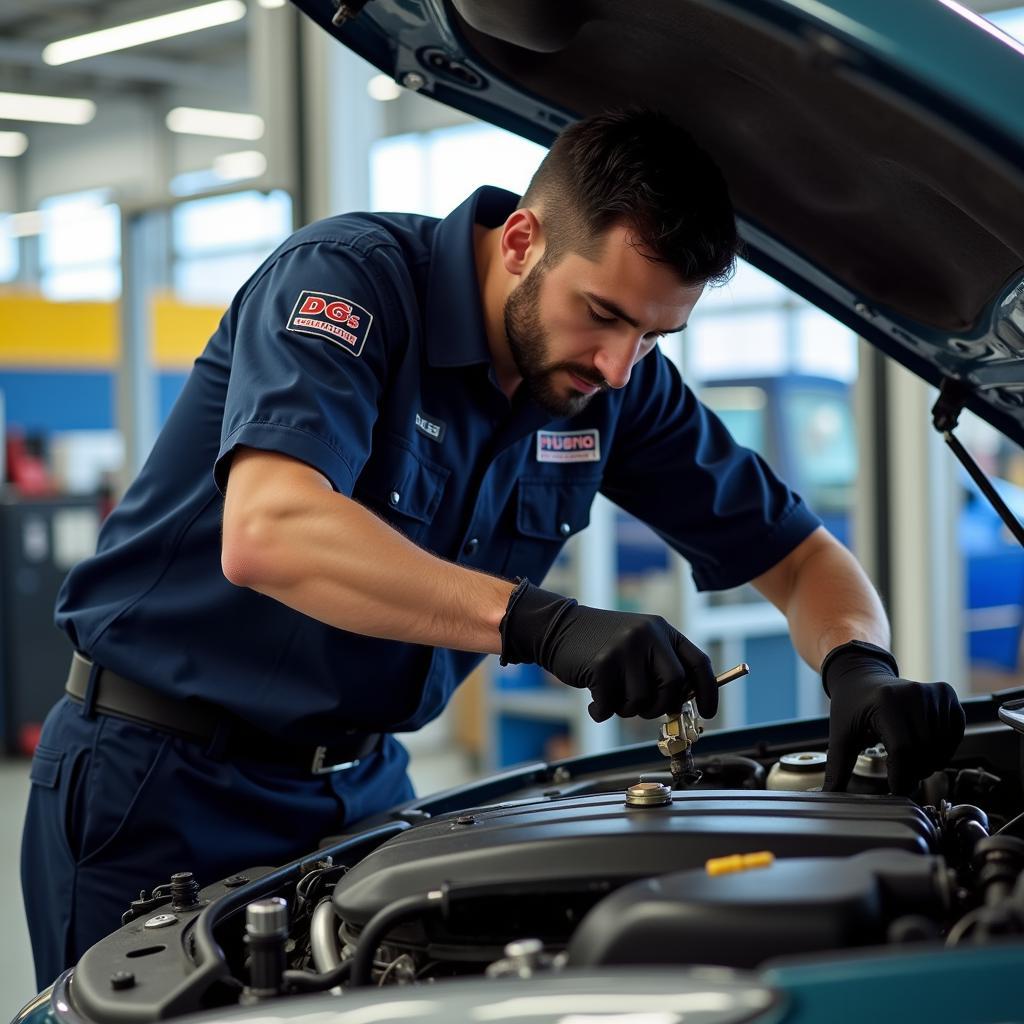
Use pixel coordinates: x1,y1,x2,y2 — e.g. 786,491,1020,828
65,652,381,774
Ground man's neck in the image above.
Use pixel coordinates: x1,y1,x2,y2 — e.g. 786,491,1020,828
473,222,522,399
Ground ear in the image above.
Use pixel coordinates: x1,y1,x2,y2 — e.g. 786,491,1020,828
499,208,543,277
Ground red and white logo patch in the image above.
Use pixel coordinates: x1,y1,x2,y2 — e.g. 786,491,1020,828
287,290,373,357
536,429,601,463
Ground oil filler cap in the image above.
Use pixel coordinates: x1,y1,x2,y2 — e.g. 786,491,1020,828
625,781,672,807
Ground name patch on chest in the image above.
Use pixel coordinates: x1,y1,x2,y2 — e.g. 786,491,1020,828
415,412,446,443
287,290,373,357
536,429,601,463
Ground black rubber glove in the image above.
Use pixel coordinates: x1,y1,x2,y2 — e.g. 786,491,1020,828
821,639,965,795
499,579,718,723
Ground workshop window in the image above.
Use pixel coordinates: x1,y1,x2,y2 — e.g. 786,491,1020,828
38,189,121,300
370,123,546,216
172,189,293,304
987,6,1024,41
678,260,860,583
0,215,16,282
685,262,858,386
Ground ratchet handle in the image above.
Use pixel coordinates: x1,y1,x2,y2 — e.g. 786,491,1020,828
716,663,750,688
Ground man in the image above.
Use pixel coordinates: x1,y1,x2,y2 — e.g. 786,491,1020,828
21,108,964,987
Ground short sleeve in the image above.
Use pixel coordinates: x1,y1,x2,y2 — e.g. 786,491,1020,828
602,351,822,591
214,239,401,496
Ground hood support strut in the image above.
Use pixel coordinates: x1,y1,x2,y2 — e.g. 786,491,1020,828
932,378,1024,549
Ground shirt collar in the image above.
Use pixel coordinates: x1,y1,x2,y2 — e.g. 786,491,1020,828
425,185,520,369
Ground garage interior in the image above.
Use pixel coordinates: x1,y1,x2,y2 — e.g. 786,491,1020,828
2,0,1024,1011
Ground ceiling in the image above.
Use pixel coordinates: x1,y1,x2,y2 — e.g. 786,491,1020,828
0,0,247,104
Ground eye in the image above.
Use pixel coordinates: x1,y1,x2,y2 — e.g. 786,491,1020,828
587,306,616,325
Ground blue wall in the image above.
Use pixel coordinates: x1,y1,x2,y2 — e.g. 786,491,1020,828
1,370,190,434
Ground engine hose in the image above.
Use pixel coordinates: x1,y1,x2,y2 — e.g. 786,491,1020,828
944,803,989,863
311,898,343,973
961,819,990,861
977,836,1024,907
350,890,445,987
282,959,352,993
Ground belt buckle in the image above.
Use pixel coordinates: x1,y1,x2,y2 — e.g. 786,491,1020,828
311,745,360,775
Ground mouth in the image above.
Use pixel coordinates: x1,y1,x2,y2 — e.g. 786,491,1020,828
567,370,602,396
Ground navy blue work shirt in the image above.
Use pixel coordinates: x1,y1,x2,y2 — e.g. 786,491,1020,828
56,185,821,745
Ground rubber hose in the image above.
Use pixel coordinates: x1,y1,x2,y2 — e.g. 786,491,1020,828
350,892,441,987
282,959,352,993
311,898,343,973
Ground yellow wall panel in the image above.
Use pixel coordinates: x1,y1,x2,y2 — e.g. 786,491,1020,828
152,295,223,370
0,293,117,367
0,293,224,370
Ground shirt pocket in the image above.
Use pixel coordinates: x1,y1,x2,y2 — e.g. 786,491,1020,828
355,435,450,544
504,477,599,583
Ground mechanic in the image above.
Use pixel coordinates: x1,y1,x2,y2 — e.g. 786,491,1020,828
21,108,965,988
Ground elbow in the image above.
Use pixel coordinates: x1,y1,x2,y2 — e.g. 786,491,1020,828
221,533,258,589
221,508,286,591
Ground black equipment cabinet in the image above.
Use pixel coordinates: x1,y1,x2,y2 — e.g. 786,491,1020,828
0,490,99,753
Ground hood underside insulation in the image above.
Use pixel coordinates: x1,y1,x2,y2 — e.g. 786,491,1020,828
450,0,1024,333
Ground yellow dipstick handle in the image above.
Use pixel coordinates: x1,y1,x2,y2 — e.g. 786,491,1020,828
705,851,775,876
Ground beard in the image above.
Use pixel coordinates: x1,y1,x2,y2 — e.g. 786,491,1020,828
503,260,607,418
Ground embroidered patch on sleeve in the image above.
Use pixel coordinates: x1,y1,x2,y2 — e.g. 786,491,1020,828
287,290,373,357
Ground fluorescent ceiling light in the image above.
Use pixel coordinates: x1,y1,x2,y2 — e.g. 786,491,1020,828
367,75,402,102
166,106,264,140
42,0,247,66
213,149,267,181
0,91,95,125
258,0,287,7
0,132,28,157
7,194,112,235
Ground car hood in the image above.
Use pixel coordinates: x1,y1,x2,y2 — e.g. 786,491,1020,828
293,0,1024,446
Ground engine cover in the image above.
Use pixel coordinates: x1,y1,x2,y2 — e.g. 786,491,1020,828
567,849,946,969
331,789,936,959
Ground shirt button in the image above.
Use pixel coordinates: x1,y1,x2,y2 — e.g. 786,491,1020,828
463,538,480,556
389,491,401,506
559,521,572,537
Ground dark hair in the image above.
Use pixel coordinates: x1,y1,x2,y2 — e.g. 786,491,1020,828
520,107,739,286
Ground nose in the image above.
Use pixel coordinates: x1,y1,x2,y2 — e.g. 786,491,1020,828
593,335,644,390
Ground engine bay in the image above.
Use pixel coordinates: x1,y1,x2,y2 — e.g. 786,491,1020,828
42,692,1024,1022
330,788,936,968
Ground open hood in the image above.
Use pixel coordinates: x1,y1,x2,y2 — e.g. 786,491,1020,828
292,0,1024,447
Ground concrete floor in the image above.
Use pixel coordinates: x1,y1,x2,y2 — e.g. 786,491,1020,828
1,743,477,1017
1,759,35,1015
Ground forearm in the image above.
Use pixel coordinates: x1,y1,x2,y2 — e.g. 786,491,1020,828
754,529,890,672
222,458,514,654
785,542,890,670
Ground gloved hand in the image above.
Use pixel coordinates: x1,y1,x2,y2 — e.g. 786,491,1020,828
499,579,718,723
821,639,965,795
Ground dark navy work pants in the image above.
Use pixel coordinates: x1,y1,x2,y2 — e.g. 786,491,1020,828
21,696,413,992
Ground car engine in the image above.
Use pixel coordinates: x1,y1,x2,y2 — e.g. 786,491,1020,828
331,786,937,973
26,692,1024,1023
